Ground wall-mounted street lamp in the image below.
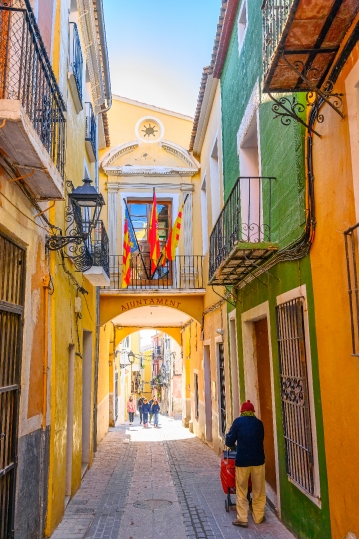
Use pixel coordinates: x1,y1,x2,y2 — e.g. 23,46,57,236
46,178,105,272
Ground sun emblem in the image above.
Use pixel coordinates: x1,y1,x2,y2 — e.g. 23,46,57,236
141,123,158,138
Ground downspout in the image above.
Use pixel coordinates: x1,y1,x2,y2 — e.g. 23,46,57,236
93,287,100,452
39,274,51,536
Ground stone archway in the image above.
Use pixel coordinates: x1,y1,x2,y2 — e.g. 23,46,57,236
100,293,204,327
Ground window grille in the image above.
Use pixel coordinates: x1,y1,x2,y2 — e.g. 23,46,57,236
276,298,314,495
218,344,226,436
0,232,26,537
194,374,199,419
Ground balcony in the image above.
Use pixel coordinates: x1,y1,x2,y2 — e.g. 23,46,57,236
262,0,359,94
104,254,205,291
83,220,110,286
68,23,83,113
209,177,278,286
0,4,66,199
85,102,96,162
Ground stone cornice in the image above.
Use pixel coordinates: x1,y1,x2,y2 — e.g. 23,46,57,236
104,166,197,177
106,182,195,192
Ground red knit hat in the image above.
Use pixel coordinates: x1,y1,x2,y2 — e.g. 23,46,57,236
240,400,255,413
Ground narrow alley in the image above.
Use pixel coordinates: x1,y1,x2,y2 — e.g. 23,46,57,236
51,417,294,539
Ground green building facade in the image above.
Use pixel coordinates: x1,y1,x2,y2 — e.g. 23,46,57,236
215,1,331,537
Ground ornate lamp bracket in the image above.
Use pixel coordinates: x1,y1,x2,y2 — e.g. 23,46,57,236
268,53,345,137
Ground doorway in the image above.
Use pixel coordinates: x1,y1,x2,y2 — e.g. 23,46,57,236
82,331,92,472
66,345,75,500
203,345,212,443
254,318,277,498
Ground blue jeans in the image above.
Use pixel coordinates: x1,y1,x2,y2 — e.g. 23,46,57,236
143,412,149,425
154,412,159,426
129,412,134,422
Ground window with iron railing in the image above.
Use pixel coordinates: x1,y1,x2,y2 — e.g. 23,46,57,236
262,0,294,79
209,176,275,281
69,22,83,103
0,2,66,176
276,297,315,495
85,102,97,160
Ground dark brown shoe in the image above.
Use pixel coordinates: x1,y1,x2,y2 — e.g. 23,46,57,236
232,519,248,528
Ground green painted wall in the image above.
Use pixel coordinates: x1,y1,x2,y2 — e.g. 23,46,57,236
221,1,331,537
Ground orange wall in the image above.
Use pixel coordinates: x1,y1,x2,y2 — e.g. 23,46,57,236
310,40,359,538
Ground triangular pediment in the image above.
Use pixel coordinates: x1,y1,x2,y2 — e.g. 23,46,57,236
101,140,200,177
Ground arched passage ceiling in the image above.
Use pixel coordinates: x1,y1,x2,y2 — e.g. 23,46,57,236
112,305,190,327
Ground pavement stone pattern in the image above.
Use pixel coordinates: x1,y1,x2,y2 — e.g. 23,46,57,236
51,416,295,539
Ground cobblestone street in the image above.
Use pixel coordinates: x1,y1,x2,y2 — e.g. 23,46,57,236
51,417,295,539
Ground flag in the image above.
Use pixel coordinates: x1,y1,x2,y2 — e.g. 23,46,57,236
149,190,160,273
122,216,131,288
162,201,184,265
126,207,139,254
122,208,139,288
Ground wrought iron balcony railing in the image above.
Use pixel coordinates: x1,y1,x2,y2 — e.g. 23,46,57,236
87,220,110,277
209,176,276,283
262,0,293,82
0,3,66,177
104,254,204,290
85,102,96,161
69,22,83,103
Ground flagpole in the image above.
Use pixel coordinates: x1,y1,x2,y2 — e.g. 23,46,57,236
124,198,151,281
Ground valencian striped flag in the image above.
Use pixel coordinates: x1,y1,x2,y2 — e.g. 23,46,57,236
149,189,160,274
122,208,138,288
162,200,185,265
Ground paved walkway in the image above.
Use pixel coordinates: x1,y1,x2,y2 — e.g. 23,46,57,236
51,416,295,539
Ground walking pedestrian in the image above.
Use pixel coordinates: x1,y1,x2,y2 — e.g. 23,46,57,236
149,395,155,423
225,400,266,528
138,394,145,425
152,398,160,428
126,395,136,425
141,398,151,428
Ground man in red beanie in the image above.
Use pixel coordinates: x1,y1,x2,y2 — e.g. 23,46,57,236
225,400,266,528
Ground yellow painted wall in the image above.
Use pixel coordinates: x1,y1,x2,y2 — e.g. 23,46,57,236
310,37,359,539
45,0,101,533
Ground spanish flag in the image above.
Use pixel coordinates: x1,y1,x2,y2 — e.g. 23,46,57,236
149,190,160,274
122,215,131,288
162,201,184,265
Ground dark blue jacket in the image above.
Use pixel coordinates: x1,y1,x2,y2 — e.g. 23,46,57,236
142,403,151,414
151,403,160,414
225,415,265,467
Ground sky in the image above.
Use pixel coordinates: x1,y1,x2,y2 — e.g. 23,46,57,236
102,0,221,117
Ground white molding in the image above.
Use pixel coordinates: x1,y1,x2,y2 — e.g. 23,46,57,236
135,115,165,144
100,141,139,169
193,76,219,156
161,140,200,169
237,80,260,155
276,285,322,508
77,0,105,109
104,166,197,177
101,138,199,176
241,301,281,516
237,0,248,57
106,182,195,192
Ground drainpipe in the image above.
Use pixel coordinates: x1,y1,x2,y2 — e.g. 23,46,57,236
93,287,100,452
39,274,51,536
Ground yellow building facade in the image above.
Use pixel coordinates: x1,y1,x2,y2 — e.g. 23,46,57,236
0,0,111,536
97,96,207,439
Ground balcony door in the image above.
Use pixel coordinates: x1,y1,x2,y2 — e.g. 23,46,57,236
127,200,172,286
